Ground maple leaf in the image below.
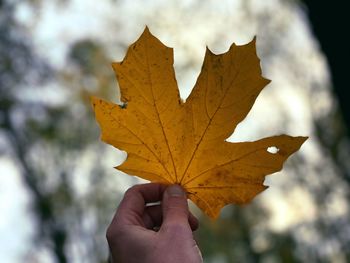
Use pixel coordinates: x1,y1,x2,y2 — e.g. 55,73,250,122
91,27,307,219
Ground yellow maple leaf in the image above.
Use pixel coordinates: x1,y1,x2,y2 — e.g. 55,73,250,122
91,27,307,219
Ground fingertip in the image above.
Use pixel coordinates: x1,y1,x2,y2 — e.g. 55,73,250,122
162,185,189,227
189,212,199,231
165,184,186,197
115,183,166,226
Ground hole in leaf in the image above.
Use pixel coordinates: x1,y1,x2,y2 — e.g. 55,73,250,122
267,146,279,154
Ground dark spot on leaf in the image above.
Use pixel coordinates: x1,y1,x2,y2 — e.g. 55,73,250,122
119,102,127,109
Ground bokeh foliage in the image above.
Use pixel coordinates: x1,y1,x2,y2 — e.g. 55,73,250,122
1,0,349,262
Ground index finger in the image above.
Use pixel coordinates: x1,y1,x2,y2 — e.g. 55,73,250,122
113,183,167,226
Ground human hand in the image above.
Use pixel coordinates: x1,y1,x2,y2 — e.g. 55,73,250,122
106,183,203,263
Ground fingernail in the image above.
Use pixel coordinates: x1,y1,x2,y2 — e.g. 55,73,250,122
167,185,185,197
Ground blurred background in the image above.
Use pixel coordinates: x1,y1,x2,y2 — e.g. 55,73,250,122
1,0,349,262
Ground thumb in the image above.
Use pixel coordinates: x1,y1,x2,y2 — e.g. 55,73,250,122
162,185,190,228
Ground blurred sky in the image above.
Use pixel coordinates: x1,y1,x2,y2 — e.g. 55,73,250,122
1,0,333,262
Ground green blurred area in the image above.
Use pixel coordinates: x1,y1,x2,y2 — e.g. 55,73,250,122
1,0,349,262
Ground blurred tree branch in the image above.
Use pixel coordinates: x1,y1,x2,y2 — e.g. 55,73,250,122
1,1,116,262
1,1,69,262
